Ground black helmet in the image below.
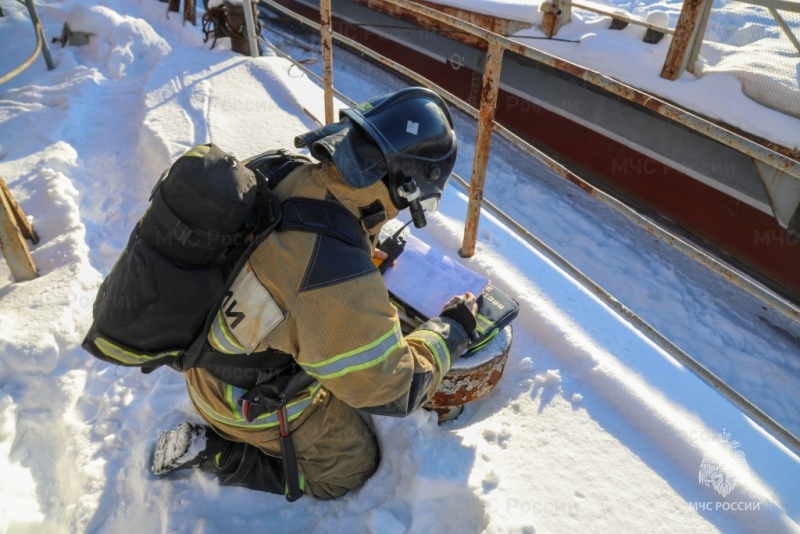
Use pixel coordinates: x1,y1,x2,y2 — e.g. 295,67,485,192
340,87,457,218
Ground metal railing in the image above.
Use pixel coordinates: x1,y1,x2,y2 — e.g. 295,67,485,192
253,0,800,455
260,0,800,325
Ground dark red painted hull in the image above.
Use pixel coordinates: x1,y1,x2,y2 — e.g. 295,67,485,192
272,0,800,303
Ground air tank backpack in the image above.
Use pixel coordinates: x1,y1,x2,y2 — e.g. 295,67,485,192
82,143,374,502
82,143,341,373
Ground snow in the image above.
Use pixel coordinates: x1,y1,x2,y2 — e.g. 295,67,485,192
1,0,800,533
423,0,539,23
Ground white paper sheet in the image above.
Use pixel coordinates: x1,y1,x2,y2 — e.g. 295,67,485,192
382,233,489,320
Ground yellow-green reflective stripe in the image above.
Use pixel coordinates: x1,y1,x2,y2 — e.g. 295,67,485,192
226,385,244,421
183,144,211,158
210,312,245,354
408,330,450,372
218,312,245,352
475,312,493,333
94,337,179,365
468,329,499,352
188,382,321,429
300,324,402,380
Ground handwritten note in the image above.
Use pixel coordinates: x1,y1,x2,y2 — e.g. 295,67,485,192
382,233,489,320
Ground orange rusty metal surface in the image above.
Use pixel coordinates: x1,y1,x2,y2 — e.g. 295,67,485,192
183,0,197,26
540,0,569,39
425,333,511,424
460,39,504,258
660,0,712,80
320,0,335,124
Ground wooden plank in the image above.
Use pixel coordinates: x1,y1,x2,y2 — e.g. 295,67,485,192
0,176,39,244
0,182,37,282
168,0,180,13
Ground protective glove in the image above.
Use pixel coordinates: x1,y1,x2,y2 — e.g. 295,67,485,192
439,292,478,337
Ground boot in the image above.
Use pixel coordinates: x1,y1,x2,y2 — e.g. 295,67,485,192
151,422,229,475
151,422,293,497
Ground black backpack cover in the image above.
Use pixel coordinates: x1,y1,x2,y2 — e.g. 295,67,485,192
82,144,309,372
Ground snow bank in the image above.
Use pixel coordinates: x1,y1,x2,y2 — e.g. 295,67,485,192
697,27,800,120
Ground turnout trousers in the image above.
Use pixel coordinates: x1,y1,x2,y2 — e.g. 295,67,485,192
185,367,379,499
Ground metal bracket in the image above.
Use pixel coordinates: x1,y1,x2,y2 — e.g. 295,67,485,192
53,22,94,47
754,159,800,237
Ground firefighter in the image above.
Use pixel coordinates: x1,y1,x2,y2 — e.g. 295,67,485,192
152,87,477,500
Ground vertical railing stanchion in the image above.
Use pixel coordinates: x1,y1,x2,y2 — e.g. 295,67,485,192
660,0,713,79
460,40,504,258
320,0,335,124
242,0,260,57
24,0,55,71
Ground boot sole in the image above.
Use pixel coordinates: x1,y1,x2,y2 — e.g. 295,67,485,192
152,422,203,475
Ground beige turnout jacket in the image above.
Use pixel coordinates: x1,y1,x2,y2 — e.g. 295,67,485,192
185,161,469,444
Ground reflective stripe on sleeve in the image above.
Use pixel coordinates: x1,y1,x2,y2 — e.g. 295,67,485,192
208,311,246,354
299,324,403,380
94,337,180,365
407,329,450,373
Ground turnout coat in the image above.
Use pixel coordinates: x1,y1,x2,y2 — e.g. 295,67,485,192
185,160,470,498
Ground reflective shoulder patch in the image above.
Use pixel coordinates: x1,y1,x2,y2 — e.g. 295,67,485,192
220,262,285,354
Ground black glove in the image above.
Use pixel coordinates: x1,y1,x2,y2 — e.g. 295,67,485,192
439,297,477,336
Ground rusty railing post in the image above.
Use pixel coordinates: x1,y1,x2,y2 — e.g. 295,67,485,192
660,0,713,79
460,40,504,258
539,0,571,38
183,0,196,26
0,177,37,282
320,0,335,124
